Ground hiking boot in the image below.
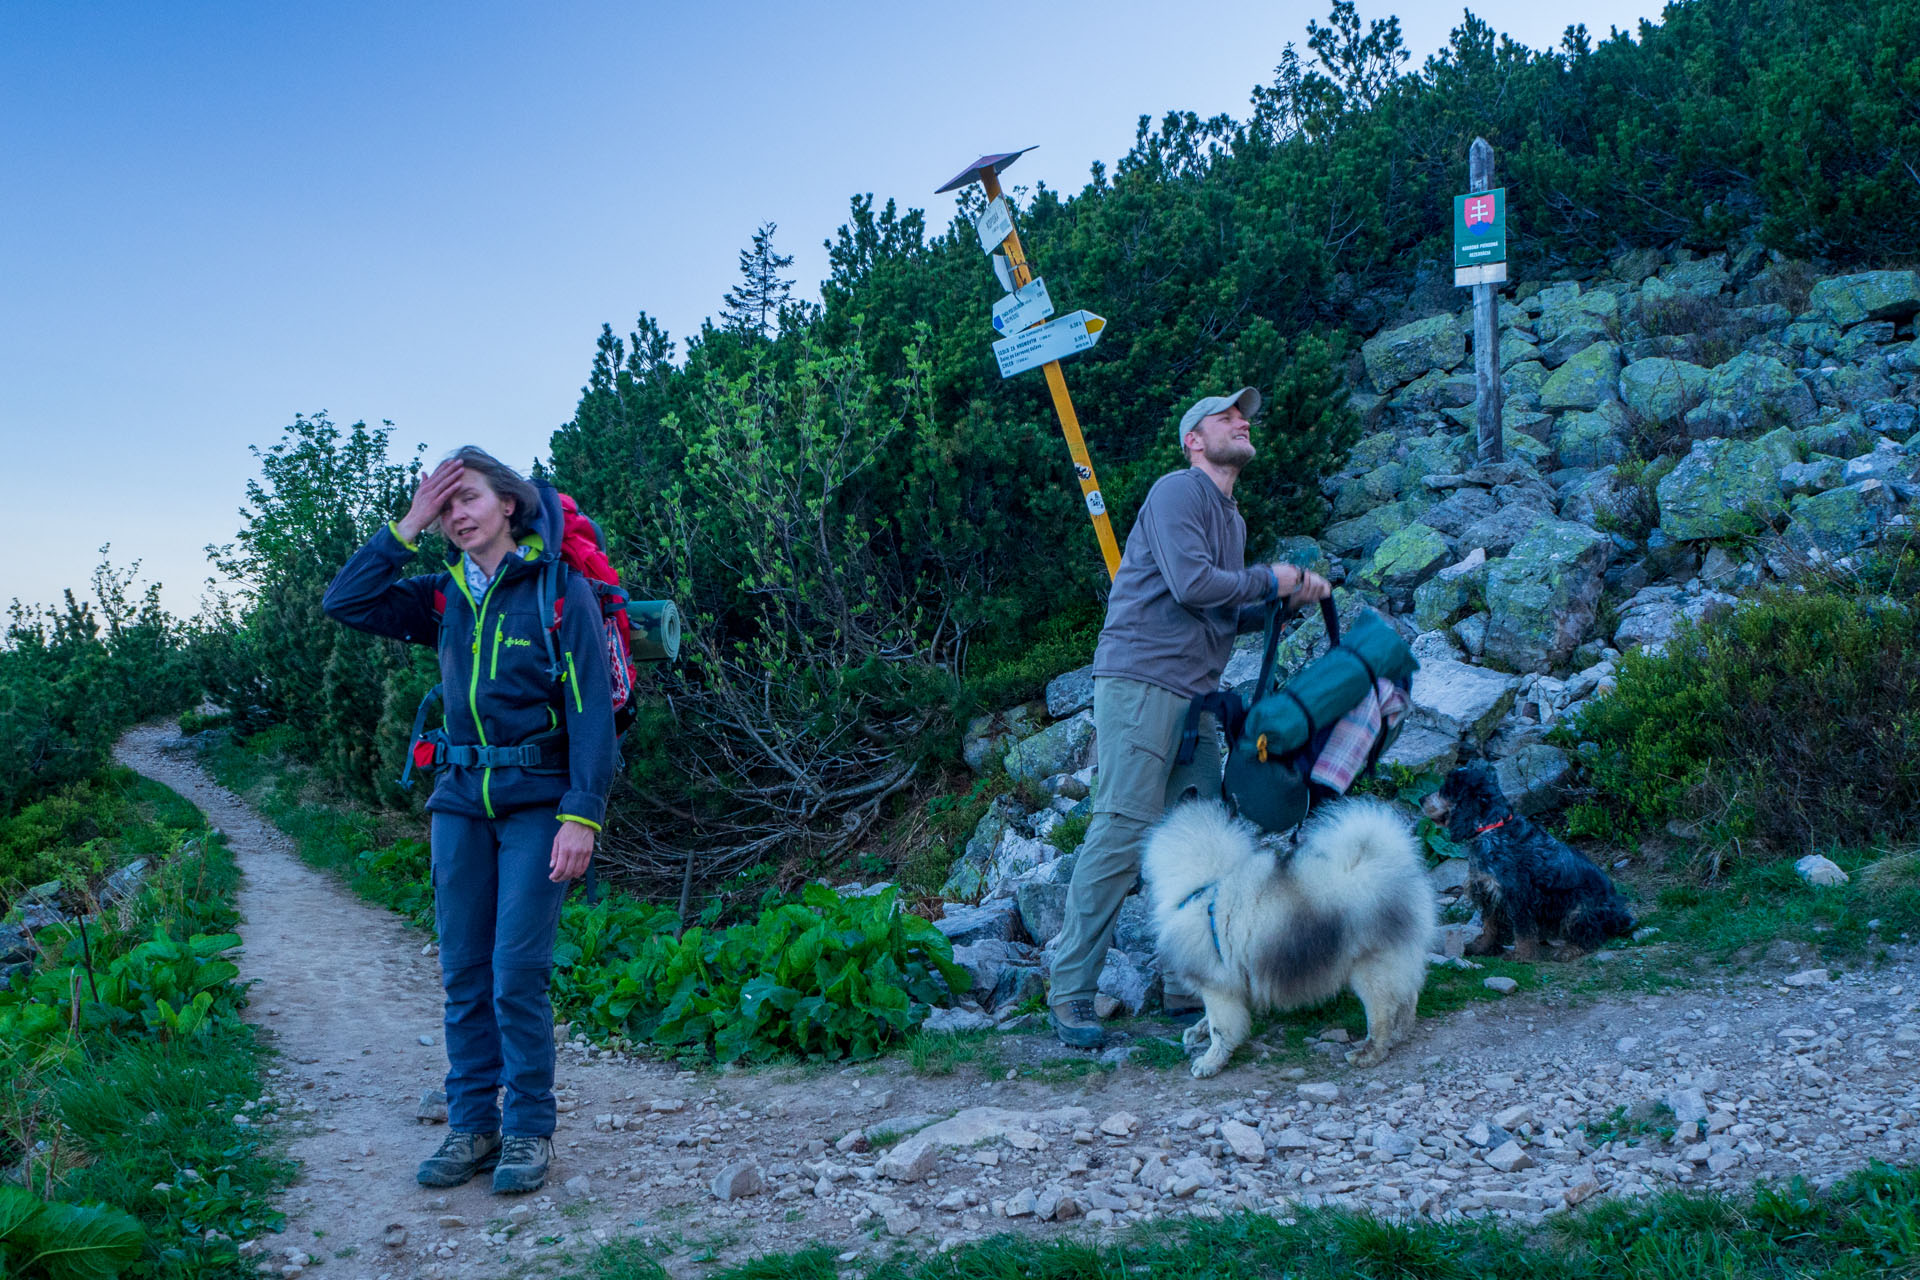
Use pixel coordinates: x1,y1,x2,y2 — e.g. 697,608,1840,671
417,1129,501,1187
1050,999,1106,1050
492,1135,552,1194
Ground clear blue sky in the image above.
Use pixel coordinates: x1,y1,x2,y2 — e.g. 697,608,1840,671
2,0,1661,616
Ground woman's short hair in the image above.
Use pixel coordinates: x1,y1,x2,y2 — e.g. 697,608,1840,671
448,447,540,540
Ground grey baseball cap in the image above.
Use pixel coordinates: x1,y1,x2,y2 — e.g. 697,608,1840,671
1177,387,1261,446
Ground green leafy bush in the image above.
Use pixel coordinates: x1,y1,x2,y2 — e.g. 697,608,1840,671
0,1186,144,1280
1564,587,1920,854
557,884,966,1062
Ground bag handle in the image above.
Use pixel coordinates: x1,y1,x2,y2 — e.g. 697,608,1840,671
1252,594,1340,704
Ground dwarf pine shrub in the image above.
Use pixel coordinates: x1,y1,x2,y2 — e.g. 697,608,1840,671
1565,586,1920,855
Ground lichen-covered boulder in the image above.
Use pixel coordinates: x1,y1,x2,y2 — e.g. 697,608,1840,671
1778,455,1847,498
1683,353,1816,438
1363,314,1465,391
1494,744,1573,816
1503,360,1551,401
1754,426,1800,472
1322,498,1424,558
1784,483,1893,560
1538,342,1621,412
1619,358,1710,425
1459,504,1553,558
1404,433,1466,479
1798,412,1875,459
1655,438,1785,541
1390,368,1477,412
1348,430,1399,470
962,701,1045,773
1359,525,1452,608
1003,711,1095,787
1806,270,1920,326
1268,534,1332,576
1482,521,1613,673
1808,363,1895,412
1412,549,1488,631
1554,402,1630,469
1415,487,1498,538
1332,462,1410,518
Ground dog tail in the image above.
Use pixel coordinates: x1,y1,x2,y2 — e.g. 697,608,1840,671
1290,798,1432,928
1142,800,1257,915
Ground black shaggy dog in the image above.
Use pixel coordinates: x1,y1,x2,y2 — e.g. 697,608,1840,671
1421,765,1635,960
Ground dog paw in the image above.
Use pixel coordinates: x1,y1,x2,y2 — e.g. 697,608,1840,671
1181,1018,1211,1052
1344,1041,1388,1068
1190,1052,1226,1079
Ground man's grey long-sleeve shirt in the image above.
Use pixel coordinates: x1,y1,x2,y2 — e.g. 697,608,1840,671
1092,466,1279,699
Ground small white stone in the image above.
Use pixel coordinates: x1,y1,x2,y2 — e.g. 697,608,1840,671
1484,1140,1534,1173
1484,976,1519,995
1099,1111,1139,1137
1784,969,1830,987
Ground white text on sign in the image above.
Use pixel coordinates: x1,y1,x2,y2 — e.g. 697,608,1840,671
991,277,1054,335
975,198,1013,256
992,310,1107,379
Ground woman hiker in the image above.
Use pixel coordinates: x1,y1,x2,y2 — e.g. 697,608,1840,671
323,447,616,1194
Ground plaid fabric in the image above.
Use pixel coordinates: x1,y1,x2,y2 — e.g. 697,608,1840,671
1310,679,1410,794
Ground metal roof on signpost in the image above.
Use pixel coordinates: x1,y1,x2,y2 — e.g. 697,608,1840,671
938,146,1122,580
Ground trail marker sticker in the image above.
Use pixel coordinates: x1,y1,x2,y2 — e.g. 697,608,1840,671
992,277,1054,335
992,310,1106,378
975,198,1014,255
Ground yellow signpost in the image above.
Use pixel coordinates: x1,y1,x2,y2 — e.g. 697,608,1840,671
937,150,1122,580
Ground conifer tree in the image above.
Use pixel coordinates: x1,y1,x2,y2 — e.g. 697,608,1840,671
721,221,795,338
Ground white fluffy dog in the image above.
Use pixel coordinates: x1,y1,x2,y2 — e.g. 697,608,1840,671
1142,798,1435,1078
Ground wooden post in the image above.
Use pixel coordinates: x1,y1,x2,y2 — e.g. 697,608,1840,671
977,168,1124,580
1470,137,1504,465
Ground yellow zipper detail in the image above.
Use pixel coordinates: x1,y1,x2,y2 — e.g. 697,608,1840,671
451,567,503,818
491,614,505,680
566,653,583,713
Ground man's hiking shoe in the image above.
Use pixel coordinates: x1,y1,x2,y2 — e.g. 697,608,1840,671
492,1135,552,1194
417,1130,501,1187
1050,999,1106,1050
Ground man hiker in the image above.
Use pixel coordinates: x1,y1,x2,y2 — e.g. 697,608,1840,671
1049,388,1332,1050
323,448,617,1193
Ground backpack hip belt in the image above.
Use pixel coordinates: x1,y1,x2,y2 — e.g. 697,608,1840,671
441,736,567,770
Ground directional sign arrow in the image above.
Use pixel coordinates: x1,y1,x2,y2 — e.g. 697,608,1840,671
991,277,1054,336
992,310,1106,379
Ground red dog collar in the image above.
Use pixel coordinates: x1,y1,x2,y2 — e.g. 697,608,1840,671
1473,818,1511,836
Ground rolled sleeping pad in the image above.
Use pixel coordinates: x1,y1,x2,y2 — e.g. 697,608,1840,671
629,599,682,662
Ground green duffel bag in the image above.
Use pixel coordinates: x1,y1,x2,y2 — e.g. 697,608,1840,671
1178,596,1419,834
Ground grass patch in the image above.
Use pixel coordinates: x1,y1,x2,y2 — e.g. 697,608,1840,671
562,1161,1920,1279
0,773,293,1279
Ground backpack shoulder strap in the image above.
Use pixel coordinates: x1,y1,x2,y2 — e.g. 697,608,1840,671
537,557,565,682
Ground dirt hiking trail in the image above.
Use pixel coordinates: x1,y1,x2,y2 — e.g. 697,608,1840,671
117,723,1920,1280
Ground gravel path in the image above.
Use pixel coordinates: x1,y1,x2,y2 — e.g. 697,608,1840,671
116,724,1920,1280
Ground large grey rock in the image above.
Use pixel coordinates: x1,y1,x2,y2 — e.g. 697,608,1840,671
1619,358,1710,424
1482,521,1614,673
1538,342,1621,412
1321,499,1424,558
1095,948,1156,1016
1784,482,1894,561
1800,412,1876,459
921,1006,997,1033
711,1162,764,1200
948,939,1030,998
941,798,1023,902
1415,488,1498,538
962,702,1045,773
1358,524,1452,607
1809,363,1895,412
1044,665,1096,719
985,832,1057,896
1407,660,1518,745
1004,711,1096,787
1656,438,1785,541
1493,744,1573,815
1683,353,1817,438
1778,456,1847,498
1112,893,1156,955
1412,549,1488,631
1806,270,1920,325
1363,314,1466,391
1269,534,1333,575
1014,881,1068,947
1554,402,1631,469
1378,725,1459,774
1459,505,1553,558
936,903,1020,948
1332,463,1410,518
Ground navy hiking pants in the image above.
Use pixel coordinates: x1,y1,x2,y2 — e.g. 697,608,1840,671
430,809,571,1138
